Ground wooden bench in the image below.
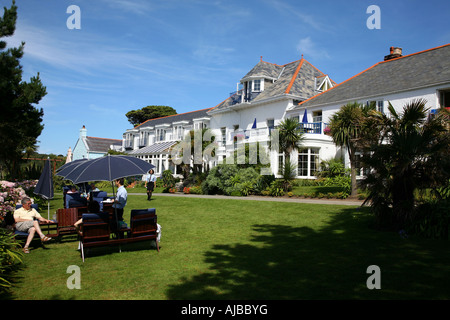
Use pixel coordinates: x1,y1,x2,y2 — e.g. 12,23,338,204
78,209,160,262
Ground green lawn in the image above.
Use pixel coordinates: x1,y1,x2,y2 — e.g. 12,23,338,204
4,193,450,300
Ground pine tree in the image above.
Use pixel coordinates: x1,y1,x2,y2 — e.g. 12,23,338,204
0,1,47,178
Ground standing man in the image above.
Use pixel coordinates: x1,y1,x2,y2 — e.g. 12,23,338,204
144,169,157,200
112,178,127,223
14,197,53,253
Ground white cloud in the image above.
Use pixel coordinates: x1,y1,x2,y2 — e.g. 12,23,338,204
193,45,235,65
99,0,154,15
296,37,330,60
263,0,323,31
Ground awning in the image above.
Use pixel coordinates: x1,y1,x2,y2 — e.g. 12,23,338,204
128,141,177,155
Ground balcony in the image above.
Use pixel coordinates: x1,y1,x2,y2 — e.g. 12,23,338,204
229,89,261,106
124,139,133,150
138,137,147,148
297,122,329,135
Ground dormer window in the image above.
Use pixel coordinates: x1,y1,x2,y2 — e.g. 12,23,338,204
193,117,210,130
253,79,261,92
315,75,333,92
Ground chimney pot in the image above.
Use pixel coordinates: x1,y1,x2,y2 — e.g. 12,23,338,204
384,46,403,61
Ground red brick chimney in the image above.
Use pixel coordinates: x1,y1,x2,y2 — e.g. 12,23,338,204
384,46,403,61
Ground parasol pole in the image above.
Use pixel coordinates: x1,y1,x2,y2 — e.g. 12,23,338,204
111,179,122,253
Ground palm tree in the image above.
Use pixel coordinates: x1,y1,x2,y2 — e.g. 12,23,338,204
362,99,450,229
270,117,304,189
328,102,366,197
171,128,216,176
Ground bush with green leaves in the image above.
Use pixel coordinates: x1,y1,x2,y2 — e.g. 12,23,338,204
322,175,351,195
0,228,23,291
318,158,347,178
202,164,261,196
406,199,450,239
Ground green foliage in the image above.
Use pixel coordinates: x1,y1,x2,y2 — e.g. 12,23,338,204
406,199,450,239
322,175,351,195
318,158,347,178
202,165,261,196
126,105,177,126
362,99,450,229
269,180,285,197
0,228,23,291
162,170,175,190
0,1,47,179
227,142,271,173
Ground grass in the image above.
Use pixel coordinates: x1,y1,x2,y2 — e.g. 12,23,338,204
3,193,450,300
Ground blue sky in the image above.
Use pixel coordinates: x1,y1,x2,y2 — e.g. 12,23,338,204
3,0,449,156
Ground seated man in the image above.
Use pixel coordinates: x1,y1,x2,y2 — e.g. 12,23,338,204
14,197,53,253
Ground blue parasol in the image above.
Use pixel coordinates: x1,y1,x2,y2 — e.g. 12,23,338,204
34,158,54,219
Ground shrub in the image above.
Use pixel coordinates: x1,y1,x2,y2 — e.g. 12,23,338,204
323,175,351,195
0,228,23,291
202,165,260,196
188,186,202,194
269,180,285,197
0,180,38,223
162,170,175,190
407,199,450,239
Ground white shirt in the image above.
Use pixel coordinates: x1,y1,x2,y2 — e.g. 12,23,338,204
113,185,127,209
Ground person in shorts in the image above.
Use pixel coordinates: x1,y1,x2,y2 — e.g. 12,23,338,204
14,197,53,253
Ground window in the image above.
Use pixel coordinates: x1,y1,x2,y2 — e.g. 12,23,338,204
316,76,332,92
221,127,226,146
312,111,322,123
194,122,204,130
267,119,275,135
377,101,384,114
367,100,384,114
174,125,184,140
253,79,261,92
439,89,450,108
297,151,308,176
278,154,285,175
156,129,166,142
297,148,320,177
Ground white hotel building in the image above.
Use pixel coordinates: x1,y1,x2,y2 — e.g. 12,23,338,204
121,44,450,178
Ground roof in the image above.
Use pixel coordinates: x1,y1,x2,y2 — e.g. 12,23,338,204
209,57,333,114
135,108,213,129
241,59,283,80
85,136,122,153
128,141,177,155
296,44,450,109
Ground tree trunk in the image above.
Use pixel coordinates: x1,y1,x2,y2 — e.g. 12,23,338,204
349,148,358,197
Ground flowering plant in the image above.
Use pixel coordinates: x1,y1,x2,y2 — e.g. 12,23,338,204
323,126,331,136
0,180,37,220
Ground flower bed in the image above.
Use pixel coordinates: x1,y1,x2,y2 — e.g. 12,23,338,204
0,180,37,222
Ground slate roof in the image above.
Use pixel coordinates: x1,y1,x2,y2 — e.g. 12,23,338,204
296,44,450,109
209,57,333,114
135,107,213,130
85,137,122,153
241,60,283,80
